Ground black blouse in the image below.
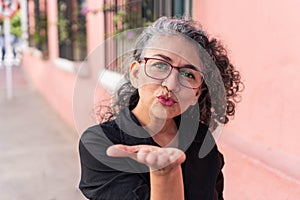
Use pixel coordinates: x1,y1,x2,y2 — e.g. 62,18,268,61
79,108,224,200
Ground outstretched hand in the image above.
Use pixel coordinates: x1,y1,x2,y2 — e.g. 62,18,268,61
107,144,186,173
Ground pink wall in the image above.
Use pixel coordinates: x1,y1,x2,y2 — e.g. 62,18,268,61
47,0,59,59
86,0,104,53
22,0,106,131
27,0,35,36
193,0,300,195
22,51,76,128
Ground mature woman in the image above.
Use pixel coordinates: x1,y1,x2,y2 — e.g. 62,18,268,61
79,16,243,200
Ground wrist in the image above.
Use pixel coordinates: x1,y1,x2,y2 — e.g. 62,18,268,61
150,165,182,177
150,166,184,200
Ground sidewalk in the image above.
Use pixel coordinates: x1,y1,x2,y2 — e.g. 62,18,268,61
0,66,86,200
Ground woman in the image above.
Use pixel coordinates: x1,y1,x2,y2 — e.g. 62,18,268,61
79,16,243,200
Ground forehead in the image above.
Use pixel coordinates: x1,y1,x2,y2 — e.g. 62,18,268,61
143,34,201,67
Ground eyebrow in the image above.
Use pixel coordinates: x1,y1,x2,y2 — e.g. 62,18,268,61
152,53,200,71
181,64,199,71
152,54,173,62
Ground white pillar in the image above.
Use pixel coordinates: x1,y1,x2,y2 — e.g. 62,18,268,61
4,17,13,99
20,0,29,48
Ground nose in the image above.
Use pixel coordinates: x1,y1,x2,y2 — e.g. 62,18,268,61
161,69,181,92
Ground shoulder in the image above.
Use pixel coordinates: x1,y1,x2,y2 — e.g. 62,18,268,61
79,121,122,169
79,123,151,200
80,120,122,145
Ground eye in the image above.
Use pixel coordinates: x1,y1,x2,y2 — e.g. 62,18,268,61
150,61,169,70
179,70,196,80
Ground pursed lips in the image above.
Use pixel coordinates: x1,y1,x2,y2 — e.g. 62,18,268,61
157,94,177,106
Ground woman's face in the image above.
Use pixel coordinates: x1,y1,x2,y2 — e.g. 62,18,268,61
130,35,202,121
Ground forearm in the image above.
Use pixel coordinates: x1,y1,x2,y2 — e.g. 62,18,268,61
107,144,185,199
150,166,184,200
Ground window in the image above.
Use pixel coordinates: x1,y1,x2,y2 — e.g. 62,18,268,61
57,0,87,61
103,0,192,73
173,0,192,17
28,0,48,59
104,0,192,37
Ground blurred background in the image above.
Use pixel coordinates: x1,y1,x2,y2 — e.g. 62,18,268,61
0,0,300,199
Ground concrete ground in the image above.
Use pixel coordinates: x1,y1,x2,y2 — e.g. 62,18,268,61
0,65,86,200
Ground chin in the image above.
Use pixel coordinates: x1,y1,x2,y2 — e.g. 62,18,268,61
150,103,180,120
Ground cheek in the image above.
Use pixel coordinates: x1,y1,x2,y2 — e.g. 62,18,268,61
176,92,198,110
138,84,157,99
137,74,161,88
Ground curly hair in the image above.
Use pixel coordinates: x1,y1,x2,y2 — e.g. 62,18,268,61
96,16,244,129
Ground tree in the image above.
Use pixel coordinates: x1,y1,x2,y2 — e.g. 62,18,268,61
10,10,22,38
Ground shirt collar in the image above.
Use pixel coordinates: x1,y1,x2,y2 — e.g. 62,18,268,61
115,107,209,149
115,108,158,145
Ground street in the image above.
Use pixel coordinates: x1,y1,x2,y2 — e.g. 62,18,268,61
0,65,86,200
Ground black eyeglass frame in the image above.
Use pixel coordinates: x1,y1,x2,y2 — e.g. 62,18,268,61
142,57,204,89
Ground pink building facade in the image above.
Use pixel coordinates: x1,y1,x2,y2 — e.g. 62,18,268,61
193,0,300,198
22,0,300,199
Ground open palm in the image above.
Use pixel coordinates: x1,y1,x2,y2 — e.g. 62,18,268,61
107,144,186,172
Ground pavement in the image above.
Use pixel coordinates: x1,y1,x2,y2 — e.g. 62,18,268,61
0,65,87,200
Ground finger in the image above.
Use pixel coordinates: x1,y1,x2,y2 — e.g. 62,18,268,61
136,148,151,163
156,153,170,168
154,148,186,170
106,144,139,157
169,154,185,164
145,149,172,170
169,151,186,164
146,150,159,166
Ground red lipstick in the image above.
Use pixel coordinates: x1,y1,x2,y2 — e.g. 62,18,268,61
157,95,177,106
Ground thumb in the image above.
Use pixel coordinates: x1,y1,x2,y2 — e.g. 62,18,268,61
106,144,139,158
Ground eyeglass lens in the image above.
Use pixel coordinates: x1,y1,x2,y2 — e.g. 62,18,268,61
144,58,203,89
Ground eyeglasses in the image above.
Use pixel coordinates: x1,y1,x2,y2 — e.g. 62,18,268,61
143,57,203,89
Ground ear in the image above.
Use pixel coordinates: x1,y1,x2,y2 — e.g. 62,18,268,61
129,61,140,88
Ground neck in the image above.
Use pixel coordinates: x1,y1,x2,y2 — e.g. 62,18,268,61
132,108,178,147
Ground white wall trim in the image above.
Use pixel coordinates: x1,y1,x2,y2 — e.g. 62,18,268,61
53,58,75,73
98,69,126,93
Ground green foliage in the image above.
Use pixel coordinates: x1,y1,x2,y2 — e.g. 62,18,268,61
57,2,69,44
32,13,48,59
10,10,22,37
105,0,154,37
57,0,87,61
